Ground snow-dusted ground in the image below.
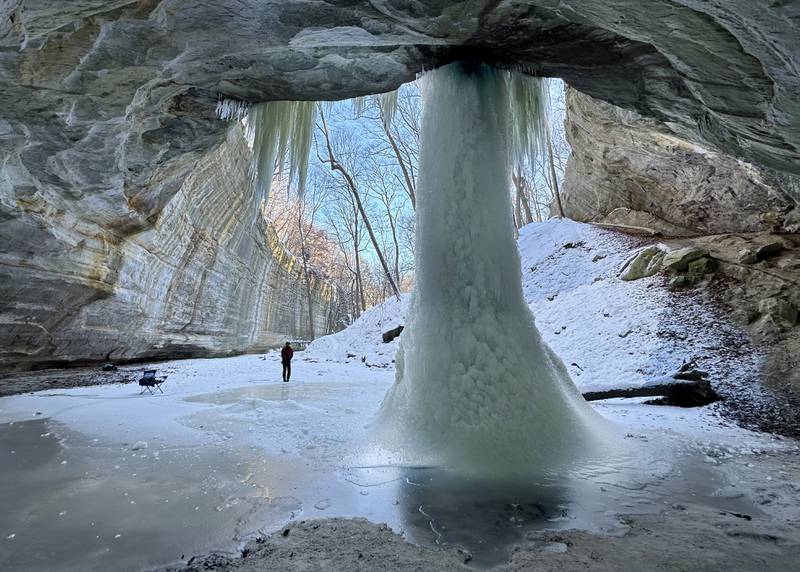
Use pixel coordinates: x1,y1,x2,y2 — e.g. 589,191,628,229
1,220,798,571
307,219,760,394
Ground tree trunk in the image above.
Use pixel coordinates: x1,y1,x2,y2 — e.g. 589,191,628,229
389,210,401,285
512,166,534,225
296,205,316,340
382,119,417,210
545,115,565,218
353,210,367,314
582,379,719,407
582,365,720,407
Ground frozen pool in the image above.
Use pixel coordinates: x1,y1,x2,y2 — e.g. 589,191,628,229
0,355,796,570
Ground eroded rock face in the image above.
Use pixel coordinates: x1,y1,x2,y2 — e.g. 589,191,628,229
0,126,339,371
1,1,799,370
561,88,800,235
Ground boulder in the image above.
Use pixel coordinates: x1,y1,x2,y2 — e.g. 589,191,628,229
754,240,786,262
738,248,758,264
662,247,710,273
620,246,666,281
382,326,405,344
687,257,717,276
758,298,798,326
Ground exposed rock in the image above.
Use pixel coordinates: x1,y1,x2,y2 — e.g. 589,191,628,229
619,246,665,281
737,249,758,265
754,239,785,261
686,257,716,276
382,325,404,344
757,298,798,329
662,247,710,273
0,126,342,372
1,1,800,373
599,208,691,236
561,89,799,235
657,232,800,433
668,275,691,289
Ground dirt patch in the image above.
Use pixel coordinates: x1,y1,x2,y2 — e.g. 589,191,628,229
160,504,799,572
0,365,145,397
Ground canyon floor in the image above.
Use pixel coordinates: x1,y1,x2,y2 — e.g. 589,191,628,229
2,221,799,571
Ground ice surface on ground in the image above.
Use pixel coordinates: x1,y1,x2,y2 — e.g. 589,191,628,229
1,352,795,571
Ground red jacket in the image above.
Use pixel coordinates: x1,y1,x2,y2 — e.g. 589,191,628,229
281,346,294,360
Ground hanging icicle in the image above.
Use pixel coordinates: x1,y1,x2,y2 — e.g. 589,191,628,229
352,89,399,128
507,72,549,170
217,98,318,214
216,71,545,219
245,100,317,205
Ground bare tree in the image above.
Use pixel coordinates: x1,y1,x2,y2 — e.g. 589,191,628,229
295,183,325,340
316,105,402,301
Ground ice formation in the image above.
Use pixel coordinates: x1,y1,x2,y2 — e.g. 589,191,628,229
217,98,317,208
219,88,400,214
377,63,613,474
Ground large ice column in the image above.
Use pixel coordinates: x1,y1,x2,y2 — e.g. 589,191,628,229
377,63,612,473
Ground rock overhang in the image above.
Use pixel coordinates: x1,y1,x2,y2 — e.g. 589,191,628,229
1,0,798,372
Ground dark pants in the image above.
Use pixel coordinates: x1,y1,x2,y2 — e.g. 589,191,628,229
282,359,291,382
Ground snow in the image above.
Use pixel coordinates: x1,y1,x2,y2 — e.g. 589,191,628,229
311,218,759,396
305,296,408,367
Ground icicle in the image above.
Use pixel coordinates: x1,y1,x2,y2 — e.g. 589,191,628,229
216,98,249,121
351,90,399,128
352,96,367,118
218,99,318,213
377,90,399,128
507,72,549,170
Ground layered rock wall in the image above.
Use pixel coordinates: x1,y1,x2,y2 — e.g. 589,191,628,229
2,0,800,372
561,88,800,235
0,126,340,372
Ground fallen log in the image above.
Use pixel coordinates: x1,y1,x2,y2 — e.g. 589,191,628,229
582,364,721,407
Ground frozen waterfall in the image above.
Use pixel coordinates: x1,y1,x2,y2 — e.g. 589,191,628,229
377,63,614,474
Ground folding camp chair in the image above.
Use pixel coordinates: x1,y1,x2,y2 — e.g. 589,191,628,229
138,370,166,394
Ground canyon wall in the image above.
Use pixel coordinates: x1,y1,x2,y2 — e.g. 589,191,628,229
1,1,800,373
561,88,800,236
560,87,800,425
0,125,340,372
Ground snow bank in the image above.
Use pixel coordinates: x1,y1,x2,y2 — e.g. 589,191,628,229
304,296,408,367
306,218,756,394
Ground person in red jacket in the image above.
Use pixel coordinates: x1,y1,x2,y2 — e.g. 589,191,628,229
280,342,294,382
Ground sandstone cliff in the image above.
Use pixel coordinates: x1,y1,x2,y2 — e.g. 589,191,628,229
0,125,340,372
2,1,800,372
561,88,800,236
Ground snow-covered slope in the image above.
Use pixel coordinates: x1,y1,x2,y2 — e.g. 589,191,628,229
304,295,408,368
306,219,758,392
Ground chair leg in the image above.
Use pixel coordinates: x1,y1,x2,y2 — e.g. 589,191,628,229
157,384,164,393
